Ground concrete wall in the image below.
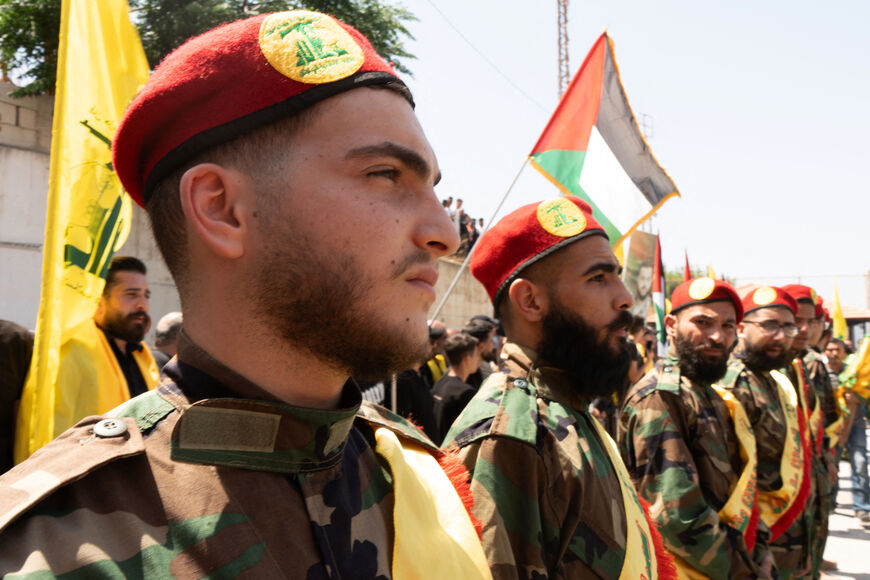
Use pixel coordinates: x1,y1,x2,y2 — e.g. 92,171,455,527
429,256,493,330
0,81,52,330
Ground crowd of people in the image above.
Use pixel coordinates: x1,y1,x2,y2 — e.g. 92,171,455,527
442,196,485,257
0,9,867,579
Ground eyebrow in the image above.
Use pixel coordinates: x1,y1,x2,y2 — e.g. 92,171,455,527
582,261,620,277
345,142,441,185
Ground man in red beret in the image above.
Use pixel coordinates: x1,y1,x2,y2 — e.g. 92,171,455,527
0,11,493,578
619,278,774,578
720,286,813,579
443,197,676,579
782,284,839,576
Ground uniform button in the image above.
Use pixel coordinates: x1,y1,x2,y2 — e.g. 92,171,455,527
94,419,128,438
513,379,527,388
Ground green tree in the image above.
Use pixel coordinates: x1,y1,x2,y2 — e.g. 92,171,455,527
0,0,416,97
0,0,60,96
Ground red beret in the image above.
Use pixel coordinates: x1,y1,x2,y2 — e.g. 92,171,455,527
741,285,798,317
670,277,743,322
470,197,606,306
782,284,824,318
113,10,408,207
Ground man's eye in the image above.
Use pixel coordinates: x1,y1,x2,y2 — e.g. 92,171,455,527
369,168,399,180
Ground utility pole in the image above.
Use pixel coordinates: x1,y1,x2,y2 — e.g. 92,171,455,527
557,0,570,97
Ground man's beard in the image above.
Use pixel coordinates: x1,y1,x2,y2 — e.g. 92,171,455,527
742,342,790,372
103,311,149,344
482,346,497,364
253,234,429,381
674,333,731,384
537,302,633,399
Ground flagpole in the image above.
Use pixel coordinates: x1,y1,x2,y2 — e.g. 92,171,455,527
430,158,530,321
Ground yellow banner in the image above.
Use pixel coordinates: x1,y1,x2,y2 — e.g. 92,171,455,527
14,0,150,462
832,279,847,341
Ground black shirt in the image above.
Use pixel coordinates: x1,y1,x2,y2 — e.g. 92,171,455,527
101,328,149,397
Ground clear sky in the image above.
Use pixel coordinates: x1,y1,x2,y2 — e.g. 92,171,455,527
399,0,870,308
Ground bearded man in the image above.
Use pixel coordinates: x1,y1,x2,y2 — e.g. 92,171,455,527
443,197,676,579
619,278,774,579
0,11,491,578
782,284,839,577
721,286,813,580
50,255,160,437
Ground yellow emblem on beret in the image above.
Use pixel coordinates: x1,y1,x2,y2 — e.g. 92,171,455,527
688,277,715,300
537,198,586,237
753,286,777,306
260,11,364,84
810,288,818,303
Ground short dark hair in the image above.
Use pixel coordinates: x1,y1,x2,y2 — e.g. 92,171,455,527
444,332,479,367
463,318,495,342
104,255,146,296
826,338,847,352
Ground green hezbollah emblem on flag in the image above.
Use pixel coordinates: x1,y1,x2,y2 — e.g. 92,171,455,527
529,32,679,249
14,0,149,463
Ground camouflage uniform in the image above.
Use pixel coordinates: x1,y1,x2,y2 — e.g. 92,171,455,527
619,356,771,579
0,335,466,578
443,341,644,579
789,355,833,579
723,349,812,580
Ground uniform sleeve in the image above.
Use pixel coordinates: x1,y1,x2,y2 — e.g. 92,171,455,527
458,437,550,580
620,390,760,580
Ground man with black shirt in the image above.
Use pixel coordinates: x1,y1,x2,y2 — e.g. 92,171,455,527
51,255,160,438
432,332,481,442
462,317,497,389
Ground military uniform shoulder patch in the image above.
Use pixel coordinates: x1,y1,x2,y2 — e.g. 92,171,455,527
0,416,145,534
356,400,437,451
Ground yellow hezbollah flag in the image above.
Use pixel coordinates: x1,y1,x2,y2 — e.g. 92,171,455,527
832,278,847,340
14,0,150,462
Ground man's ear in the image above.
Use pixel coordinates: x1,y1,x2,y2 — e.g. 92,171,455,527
179,163,252,259
94,294,107,321
507,278,548,323
664,313,678,340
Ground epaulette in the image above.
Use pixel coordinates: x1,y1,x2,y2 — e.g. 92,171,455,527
649,363,683,396
0,415,145,534
719,359,746,390
355,400,437,451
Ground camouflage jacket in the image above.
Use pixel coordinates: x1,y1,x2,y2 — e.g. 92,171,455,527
619,356,770,579
724,352,812,578
802,350,838,431
443,341,633,580
0,336,451,578
722,351,787,492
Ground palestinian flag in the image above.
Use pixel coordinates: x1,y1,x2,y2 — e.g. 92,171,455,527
653,234,667,357
529,32,679,248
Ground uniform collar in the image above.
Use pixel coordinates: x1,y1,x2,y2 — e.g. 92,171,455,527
164,331,361,474
501,341,590,410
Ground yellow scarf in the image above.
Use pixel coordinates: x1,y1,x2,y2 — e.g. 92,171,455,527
588,417,666,579
761,370,810,539
373,427,491,579
426,355,447,383
670,387,759,579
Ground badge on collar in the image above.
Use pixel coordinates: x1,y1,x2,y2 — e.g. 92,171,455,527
260,11,364,84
